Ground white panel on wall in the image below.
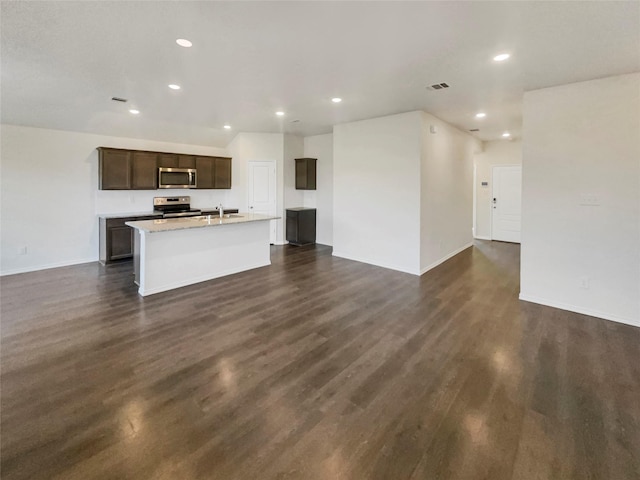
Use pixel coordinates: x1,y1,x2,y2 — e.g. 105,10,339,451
333,112,422,274
420,112,480,273
520,72,640,326
304,133,333,246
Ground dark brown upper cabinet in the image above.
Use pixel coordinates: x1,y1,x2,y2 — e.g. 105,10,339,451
295,158,317,190
99,148,132,189
131,151,158,189
195,156,215,189
195,156,232,189
214,157,232,189
98,147,231,190
157,154,196,169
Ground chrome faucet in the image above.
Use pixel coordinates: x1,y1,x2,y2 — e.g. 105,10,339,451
218,203,224,218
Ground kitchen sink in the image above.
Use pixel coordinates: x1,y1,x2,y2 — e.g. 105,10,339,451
196,214,243,221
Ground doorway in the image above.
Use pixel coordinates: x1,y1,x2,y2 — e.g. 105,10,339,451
491,165,522,243
248,161,277,244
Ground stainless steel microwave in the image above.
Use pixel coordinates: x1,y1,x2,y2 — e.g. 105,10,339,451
158,168,197,189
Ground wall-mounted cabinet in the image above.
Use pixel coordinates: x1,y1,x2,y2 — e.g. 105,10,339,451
98,147,232,190
157,154,196,169
295,158,317,190
99,148,132,189
195,156,232,189
131,151,158,189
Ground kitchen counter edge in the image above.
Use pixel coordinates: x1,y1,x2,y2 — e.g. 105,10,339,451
125,214,279,233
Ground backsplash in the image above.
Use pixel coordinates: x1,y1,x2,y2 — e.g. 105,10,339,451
95,189,230,214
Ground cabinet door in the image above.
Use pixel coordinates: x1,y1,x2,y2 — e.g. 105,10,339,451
286,210,299,243
295,158,317,190
158,154,178,168
131,152,158,189
109,226,134,259
178,155,196,169
99,149,131,189
195,156,214,189
214,157,232,189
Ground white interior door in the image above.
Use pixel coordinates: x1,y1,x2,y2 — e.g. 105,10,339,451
491,165,522,243
248,161,277,244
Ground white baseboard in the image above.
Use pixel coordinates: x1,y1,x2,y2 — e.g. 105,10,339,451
519,293,639,328
331,251,420,276
0,257,97,276
420,243,473,275
474,236,491,241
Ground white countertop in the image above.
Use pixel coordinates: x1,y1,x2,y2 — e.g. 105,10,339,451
125,213,279,233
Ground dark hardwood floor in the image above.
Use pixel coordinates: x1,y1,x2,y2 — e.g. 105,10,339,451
1,241,639,480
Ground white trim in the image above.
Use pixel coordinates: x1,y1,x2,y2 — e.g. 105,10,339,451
519,293,639,328
472,162,477,239
139,260,271,296
331,251,420,276
0,257,97,276
274,240,288,245
474,235,492,241
420,243,473,275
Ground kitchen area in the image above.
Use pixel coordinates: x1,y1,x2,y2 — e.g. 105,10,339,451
96,146,317,296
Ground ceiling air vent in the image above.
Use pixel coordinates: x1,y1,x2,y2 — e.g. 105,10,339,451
469,129,480,132
426,82,450,91
111,97,128,103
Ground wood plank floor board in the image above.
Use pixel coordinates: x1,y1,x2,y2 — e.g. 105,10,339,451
1,241,639,480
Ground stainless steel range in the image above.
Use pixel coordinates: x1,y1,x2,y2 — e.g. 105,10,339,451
153,196,202,218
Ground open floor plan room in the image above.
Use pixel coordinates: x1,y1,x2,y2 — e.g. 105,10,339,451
1,242,638,480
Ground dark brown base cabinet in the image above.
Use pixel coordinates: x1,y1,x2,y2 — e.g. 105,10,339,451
99,215,160,264
98,147,232,190
286,208,316,246
99,209,239,265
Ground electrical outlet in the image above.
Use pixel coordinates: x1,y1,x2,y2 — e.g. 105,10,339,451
18,246,27,255
579,276,590,289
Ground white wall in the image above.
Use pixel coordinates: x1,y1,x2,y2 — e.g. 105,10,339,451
520,72,640,326
283,134,304,210
333,112,422,274
420,112,480,273
226,132,287,244
303,133,333,246
473,139,522,239
0,124,228,275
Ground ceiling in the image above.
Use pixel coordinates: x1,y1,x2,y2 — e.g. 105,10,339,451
2,1,639,148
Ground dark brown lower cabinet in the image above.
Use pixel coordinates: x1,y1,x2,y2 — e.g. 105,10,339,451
286,208,316,246
99,215,160,264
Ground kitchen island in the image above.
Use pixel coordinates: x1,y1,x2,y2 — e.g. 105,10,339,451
126,213,278,296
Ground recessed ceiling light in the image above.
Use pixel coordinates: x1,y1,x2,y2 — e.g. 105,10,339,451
493,53,510,62
331,97,342,103
168,84,181,90
176,38,192,48
129,109,140,115
275,111,285,116
502,132,511,137
475,112,486,118
223,125,231,130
